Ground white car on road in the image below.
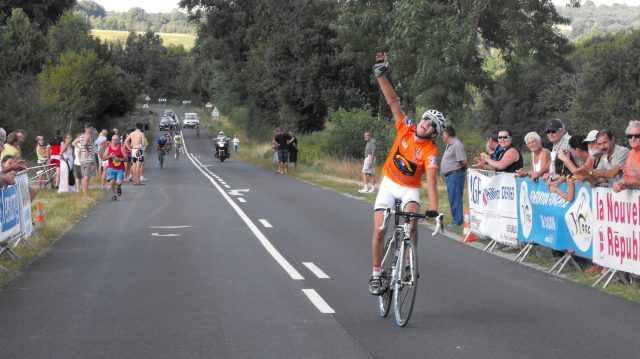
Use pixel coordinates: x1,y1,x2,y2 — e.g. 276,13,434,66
182,113,200,128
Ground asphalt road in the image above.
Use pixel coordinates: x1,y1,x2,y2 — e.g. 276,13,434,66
1,110,639,358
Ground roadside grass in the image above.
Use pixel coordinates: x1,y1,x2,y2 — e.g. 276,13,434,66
91,30,195,49
0,185,104,285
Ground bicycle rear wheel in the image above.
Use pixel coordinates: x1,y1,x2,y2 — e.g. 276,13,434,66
393,240,418,327
378,236,395,317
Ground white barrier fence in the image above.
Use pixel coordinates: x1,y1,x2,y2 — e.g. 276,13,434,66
467,169,640,278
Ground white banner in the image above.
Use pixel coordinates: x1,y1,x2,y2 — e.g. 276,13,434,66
467,170,519,246
592,187,640,275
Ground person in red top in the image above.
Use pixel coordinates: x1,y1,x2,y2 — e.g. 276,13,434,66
369,53,446,295
103,134,126,201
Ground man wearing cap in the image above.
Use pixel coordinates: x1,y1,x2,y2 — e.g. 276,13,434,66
72,123,96,198
544,119,574,180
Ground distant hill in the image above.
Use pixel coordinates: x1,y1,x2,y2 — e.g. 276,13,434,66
556,1,640,39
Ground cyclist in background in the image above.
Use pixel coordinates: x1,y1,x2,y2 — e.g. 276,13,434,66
173,133,183,159
157,135,168,163
368,53,445,295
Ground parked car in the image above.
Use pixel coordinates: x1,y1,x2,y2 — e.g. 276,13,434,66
182,113,200,128
159,116,172,131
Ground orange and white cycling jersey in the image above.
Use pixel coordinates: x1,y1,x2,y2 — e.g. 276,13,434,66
382,115,438,188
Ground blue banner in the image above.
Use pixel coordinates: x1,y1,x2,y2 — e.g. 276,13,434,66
517,178,593,259
0,185,21,243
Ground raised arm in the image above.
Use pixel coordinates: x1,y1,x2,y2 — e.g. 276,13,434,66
373,53,405,122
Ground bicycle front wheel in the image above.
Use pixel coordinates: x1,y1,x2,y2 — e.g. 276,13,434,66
393,240,418,327
378,236,395,317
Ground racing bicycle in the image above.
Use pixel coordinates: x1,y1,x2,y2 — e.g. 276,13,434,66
377,200,443,327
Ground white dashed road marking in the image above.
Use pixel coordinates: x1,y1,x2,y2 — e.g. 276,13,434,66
259,219,272,228
302,262,330,279
238,198,246,203
302,289,335,314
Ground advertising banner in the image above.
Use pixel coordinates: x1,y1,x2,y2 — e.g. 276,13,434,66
0,184,21,243
592,188,640,275
467,170,519,246
16,171,32,238
517,178,593,259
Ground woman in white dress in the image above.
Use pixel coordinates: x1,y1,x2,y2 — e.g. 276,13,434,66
57,133,77,193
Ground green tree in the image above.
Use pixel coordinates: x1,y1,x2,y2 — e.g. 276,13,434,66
47,12,105,61
0,8,46,79
0,0,76,30
39,50,136,133
74,0,107,18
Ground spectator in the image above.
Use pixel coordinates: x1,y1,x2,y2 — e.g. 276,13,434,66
358,131,377,193
473,128,501,168
232,134,240,153
287,131,298,171
73,123,97,197
1,132,21,160
516,132,550,181
549,134,589,201
0,127,6,149
614,120,640,192
95,129,108,177
556,131,600,186
35,136,51,188
441,127,467,227
58,133,77,194
272,136,279,172
545,119,573,177
0,154,26,187
274,127,291,175
479,129,523,172
586,129,629,185
73,132,83,185
15,129,26,154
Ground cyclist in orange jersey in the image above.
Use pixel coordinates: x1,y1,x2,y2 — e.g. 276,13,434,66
369,53,446,295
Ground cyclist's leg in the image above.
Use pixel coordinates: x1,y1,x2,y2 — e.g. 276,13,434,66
401,189,421,245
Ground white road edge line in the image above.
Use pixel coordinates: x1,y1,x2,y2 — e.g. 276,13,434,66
183,136,305,280
259,219,272,228
302,262,330,279
302,289,335,314
149,226,191,229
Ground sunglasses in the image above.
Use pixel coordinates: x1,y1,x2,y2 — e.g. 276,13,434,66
498,136,510,140
627,134,640,139
546,129,557,134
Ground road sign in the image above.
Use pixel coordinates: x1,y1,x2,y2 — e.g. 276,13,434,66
212,107,220,117
145,95,150,101
205,102,213,108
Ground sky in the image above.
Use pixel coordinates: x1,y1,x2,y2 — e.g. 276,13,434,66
93,0,640,13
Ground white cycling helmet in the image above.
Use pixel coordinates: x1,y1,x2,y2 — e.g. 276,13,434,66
421,109,447,135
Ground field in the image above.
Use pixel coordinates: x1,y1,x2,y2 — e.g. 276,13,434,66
91,29,196,49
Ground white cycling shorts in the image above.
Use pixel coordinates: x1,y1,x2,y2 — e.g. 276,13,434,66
374,176,421,211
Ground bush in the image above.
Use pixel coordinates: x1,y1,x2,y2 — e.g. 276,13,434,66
325,106,395,163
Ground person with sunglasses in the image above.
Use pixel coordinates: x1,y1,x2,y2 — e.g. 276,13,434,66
543,119,574,181
368,53,445,295
613,120,640,192
478,129,523,173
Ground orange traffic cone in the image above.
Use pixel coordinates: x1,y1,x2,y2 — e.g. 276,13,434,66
461,207,476,243
35,201,46,228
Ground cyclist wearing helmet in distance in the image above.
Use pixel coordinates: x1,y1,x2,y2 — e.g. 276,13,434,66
369,53,445,295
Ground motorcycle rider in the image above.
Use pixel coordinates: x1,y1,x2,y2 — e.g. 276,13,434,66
213,131,230,159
